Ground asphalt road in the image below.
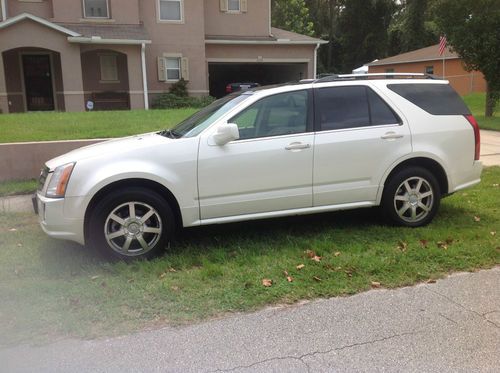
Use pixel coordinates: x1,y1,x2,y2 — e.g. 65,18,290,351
2,267,499,373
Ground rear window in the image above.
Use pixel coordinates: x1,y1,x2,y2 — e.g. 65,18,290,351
387,83,470,115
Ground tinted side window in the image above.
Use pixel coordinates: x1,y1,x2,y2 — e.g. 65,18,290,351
388,83,471,115
315,86,400,131
316,86,370,131
230,90,309,140
367,88,400,125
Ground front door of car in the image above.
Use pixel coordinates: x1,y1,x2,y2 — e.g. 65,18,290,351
198,89,314,220
312,85,412,206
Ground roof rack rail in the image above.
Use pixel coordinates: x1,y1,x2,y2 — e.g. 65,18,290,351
315,73,436,83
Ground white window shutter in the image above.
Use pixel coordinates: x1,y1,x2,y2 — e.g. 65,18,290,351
220,0,228,12
241,0,248,12
157,56,166,81
181,57,189,81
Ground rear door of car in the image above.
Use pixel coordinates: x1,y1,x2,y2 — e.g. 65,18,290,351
312,84,412,206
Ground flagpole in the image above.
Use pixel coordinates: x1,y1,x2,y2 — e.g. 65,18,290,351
443,56,445,79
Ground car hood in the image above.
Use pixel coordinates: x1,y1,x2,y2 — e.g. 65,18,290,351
45,133,172,170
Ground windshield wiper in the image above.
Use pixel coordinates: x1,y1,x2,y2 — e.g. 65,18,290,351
158,129,181,139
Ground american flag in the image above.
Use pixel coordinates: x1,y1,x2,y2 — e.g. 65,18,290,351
439,35,447,56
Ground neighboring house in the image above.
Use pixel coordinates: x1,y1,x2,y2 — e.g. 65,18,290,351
368,44,486,96
0,0,326,113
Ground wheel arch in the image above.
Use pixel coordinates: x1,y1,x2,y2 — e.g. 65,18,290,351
381,157,449,198
83,178,183,245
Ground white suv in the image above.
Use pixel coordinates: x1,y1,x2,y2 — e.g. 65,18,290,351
34,74,482,260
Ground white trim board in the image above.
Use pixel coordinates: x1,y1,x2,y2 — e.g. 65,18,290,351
0,13,80,36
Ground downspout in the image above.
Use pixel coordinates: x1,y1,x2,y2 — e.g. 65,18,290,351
1,0,7,21
141,43,149,110
268,0,272,36
313,43,320,79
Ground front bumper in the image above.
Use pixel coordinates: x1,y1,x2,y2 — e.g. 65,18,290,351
34,192,85,245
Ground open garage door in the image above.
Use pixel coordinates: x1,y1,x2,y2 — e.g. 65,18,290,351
208,63,308,98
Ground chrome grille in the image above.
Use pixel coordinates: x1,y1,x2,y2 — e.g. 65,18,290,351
38,166,49,191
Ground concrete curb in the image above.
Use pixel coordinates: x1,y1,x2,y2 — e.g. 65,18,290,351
0,194,34,214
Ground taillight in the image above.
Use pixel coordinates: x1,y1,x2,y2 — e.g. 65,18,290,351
225,84,232,93
465,114,480,161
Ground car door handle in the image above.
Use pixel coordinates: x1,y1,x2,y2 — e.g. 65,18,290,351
285,142,311,151
381,132,404,140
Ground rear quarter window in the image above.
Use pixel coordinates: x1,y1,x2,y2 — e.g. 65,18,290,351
387,83,470,115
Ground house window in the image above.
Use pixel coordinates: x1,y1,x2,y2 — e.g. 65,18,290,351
83,0,109,18
220,0,247,13
166,57,181,81
385,68,395,73
159,0,183,21
425,66,434,75
228,0,240,11
99,54,119,82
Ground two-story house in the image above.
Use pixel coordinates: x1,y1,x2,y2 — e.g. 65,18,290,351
0,0,326,113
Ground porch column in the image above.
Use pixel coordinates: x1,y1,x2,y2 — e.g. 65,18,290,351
126,46,146,110
60,45,85,112
0,52,8,113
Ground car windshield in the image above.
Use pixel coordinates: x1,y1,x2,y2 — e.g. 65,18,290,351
161,92,253,138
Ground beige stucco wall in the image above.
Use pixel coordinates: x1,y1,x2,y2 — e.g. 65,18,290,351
0,19,85,112
52,0,139,24
6,0,54,19
204,0,270,37
140,0,208,96
206,44,315,78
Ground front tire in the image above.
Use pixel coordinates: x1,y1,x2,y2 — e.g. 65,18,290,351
382,167,441,227
88,187,175,260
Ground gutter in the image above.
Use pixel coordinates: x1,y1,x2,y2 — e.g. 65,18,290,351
141,43,149,110
205,39,328,46
68,37,152,45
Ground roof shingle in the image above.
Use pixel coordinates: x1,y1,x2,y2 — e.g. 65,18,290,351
368,44,459,66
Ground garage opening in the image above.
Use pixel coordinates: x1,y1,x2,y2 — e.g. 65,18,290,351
208,62,308,98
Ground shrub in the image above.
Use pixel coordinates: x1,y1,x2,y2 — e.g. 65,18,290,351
168,78,188,97
152,79,215,109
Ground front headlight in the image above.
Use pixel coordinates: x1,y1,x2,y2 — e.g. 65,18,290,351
46,163,75,198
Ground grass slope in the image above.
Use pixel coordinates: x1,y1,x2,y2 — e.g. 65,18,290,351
0,109,196,143
1,167,499,346
463,93,500,131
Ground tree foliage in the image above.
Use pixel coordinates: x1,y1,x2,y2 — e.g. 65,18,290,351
434,0,500,116
271,0,315,36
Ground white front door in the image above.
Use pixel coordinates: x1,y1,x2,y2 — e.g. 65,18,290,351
198,89,314,220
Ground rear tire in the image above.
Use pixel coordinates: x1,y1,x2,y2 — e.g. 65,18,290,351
87,187,175,261
382,167,441,227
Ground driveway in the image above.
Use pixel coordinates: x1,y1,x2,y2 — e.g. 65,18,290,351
480,130,500,166
2,267,499,372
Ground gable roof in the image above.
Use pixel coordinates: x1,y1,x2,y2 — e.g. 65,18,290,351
0,13,80,36
206,27,327,45
368,44,459,66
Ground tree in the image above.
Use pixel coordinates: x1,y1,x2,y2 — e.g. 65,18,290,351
337,0,396,72
434,0,500,116
271,0,315,36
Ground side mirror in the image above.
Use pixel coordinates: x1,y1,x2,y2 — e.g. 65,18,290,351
211,123,240,146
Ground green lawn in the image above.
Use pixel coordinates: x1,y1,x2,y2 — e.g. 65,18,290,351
0,93,497,144
463,93,500,131
0,179,37,197
1,167,498,346
0,109,196,143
